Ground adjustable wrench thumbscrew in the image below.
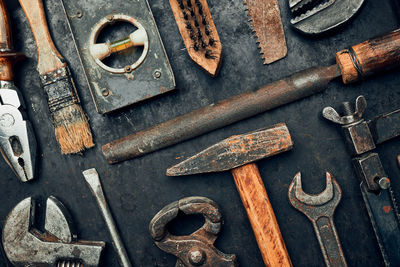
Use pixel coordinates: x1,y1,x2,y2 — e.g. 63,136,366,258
288,172,347,267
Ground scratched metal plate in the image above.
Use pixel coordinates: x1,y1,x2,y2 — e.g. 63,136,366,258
61,0,175,114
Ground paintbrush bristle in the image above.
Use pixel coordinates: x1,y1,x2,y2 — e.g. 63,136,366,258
53,104,94,154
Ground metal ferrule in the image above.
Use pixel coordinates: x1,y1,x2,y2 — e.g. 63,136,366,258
39,66,79,113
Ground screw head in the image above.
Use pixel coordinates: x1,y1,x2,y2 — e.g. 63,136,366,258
124,66,133,73
188,248,205,266
102,88,110,97
378,177,391,190
107,15,114,22
153,70,162,79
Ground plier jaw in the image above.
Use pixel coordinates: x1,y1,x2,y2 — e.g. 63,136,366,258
0,82,37,182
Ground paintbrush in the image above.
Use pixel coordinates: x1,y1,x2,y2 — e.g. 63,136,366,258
18,0,94,154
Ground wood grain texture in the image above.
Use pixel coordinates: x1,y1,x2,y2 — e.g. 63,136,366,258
0,0,15,81
18,0,65,74
245,0,287,64
0,0,11,51
169,0,222,76
232,163,292,267
336,29,400,84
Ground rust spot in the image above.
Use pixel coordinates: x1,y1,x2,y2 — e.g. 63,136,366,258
383,205,391,213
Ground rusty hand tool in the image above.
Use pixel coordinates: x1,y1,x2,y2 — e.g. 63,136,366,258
102,29,400,164
149,196,238,267
60,0,175,114
323,95,400,266
245,0,287,64
288,172,347,267
289,0,365,35
0,0,37,182
18,0,94,154
169,0,222,76
82,168,132,267
167,123,293,267
2,196,105,266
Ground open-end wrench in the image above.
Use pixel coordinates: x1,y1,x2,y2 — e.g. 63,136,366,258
288,172,347,267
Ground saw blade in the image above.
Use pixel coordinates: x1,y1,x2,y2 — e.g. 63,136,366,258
360,182,400,265
244,0,287,64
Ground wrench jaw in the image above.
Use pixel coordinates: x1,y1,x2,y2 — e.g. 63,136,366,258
2,197,105,267
288,172,342,221
0,86,37,182
289,0,365,35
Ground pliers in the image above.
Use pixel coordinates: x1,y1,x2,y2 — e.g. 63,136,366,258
0,80,37,182
0,0,37,182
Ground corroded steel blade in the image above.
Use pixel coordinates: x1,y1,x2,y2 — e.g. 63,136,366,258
166,122,293,175
245,0,287,64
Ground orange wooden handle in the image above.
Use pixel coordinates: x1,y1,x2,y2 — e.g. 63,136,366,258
18,0,65,74
0,0,13,80
232,163,292,267
336,29,400,84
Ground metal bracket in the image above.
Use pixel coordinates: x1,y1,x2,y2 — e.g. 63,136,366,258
61,0,175,114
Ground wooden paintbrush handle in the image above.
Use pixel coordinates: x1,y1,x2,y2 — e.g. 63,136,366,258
336,28,400,84
18,0,65,74
232,163,292,267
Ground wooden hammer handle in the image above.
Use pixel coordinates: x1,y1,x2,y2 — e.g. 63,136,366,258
336,28,400,84
18,0,65,74
232,163,292,267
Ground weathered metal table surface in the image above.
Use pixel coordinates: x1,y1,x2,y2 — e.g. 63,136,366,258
0,0,399,266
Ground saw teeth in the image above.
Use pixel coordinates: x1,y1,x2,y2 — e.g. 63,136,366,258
389,185,400,224
290,0,335,24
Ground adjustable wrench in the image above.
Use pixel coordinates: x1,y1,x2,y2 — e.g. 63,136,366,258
288,172,347,267
2,196,105,266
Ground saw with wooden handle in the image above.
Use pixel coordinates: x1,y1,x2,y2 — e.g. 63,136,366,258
245,0,287,64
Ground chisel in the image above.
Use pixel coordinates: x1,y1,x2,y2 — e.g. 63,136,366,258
103,29,400,164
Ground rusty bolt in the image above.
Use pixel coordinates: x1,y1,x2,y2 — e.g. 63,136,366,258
153,70,162,79
378,177,391,190
102,88,110,97
76,11,83,18
124,66,133,73
188,248,205,266
107,15,114,22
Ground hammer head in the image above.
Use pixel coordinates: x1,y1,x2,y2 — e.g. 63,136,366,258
167,123,293,176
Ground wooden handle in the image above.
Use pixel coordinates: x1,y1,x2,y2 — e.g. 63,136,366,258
336,29,400,84
232,163,292,267
18,0,65,74
0,0,13,80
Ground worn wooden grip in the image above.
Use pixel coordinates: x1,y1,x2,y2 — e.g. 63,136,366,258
0,0,13,80
18,0,65,74
336,29,400,84
232,163,292,267
0,0,11,51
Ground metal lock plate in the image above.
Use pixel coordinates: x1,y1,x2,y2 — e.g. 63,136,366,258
353,153,386,192
343,121,376,156
61,0,175,114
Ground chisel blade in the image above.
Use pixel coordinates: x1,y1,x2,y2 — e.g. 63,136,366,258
244,0,287,64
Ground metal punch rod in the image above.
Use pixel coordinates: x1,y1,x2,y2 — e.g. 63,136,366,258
83,168,132,267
